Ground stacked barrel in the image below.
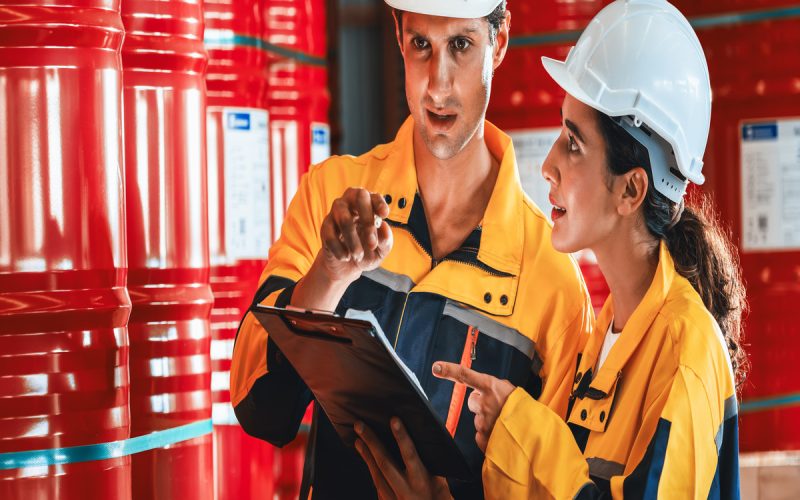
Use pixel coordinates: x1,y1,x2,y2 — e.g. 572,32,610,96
262,0,331,237
203,0,275,498
120,0,214,498
3,0,331,496
260,1,331,496
0,0,131,497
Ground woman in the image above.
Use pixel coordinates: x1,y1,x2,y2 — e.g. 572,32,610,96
431,0,746,498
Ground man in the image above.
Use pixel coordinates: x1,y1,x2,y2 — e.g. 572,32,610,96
230,1,592,497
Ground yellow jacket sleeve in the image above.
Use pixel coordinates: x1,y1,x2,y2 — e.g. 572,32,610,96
483,365,736,499
482,387,591,500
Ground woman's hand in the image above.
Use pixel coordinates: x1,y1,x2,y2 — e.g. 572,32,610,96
432,362,515,452
355,418,452,500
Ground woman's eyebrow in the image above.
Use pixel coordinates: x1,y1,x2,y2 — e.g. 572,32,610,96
564,119,586,144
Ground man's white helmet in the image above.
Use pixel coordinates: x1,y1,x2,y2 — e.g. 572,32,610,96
542,0,711,203
384,0,503,19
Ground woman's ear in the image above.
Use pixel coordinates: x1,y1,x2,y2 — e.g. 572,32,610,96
617,167,649,216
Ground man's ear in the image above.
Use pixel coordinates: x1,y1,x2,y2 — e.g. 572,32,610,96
392,10,405,56
492,11,511,71
617,167,649,216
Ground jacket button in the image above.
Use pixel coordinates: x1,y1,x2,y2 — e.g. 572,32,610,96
580,409,587,421
500,294,508,305
398,197,407,209
384,194,392,205
575,372,582,384
599,411,606,423
483,292,492,303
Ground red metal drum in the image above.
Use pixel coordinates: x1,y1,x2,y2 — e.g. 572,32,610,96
488,1,609,311
273,430,308,499
121,0,214,497
670,1,800,451
0,0,131,497
577,252,611,314
260,2,329,496
203,0,275,497
262,0,331,241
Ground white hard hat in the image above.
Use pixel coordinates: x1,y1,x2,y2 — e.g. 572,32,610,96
542,0,711,203
384,0,504,19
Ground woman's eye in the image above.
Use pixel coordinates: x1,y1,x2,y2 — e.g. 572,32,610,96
568,135,580,153
452,38,470,51
412,38,429,50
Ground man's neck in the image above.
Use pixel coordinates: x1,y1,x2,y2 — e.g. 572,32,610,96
412,120,500,260
413,122,497,212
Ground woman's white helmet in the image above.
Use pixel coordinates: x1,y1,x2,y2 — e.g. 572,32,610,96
542,0,711,203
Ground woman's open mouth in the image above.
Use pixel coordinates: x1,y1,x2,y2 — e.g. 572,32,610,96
549,195,567,221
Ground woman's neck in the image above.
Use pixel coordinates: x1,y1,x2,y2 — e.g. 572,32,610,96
593,227,660,332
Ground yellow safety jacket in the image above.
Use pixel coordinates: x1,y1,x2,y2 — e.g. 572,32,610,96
482,242,740,499
230,117,593,498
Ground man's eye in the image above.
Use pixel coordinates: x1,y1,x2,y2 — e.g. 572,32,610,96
412,38,429,50
452,38,470,51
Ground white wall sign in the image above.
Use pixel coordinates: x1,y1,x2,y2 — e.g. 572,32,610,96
508,128,561,220
741,118,800,251
311,122,331,165
223,108,271,259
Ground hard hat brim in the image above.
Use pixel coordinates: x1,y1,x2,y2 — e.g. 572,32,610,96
384,0,503,19
541,56,605,118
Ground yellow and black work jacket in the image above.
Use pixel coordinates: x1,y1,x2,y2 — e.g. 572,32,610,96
482,242,740,499
230,117,593,499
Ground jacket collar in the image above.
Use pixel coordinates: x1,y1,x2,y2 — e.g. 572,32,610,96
579,241,676,396
375,116,524,277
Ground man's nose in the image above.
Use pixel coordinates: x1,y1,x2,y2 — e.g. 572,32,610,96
427,49,454,106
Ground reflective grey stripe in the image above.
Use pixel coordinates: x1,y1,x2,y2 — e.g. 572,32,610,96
530,355,544,375
362,268,415,294
442,300,538,360
724,395,738,420
715,395,739,451
586,457,625,480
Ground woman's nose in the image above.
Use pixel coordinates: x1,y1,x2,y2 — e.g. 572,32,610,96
541,147,559,185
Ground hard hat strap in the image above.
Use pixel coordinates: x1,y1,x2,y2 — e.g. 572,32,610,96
612,116,688,204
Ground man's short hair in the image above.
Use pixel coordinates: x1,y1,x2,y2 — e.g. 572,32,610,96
394,1,508,45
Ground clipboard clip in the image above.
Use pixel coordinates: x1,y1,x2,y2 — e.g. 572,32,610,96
285,304,339,316
280,309,353,345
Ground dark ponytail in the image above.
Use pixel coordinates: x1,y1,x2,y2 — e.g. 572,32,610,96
597,111,748,388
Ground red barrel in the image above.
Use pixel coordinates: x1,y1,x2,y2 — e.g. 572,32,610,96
259,2,330,495
121,0,214,497
0,0,131,497
488,1,610,311
671,0,800,451
262,0,331,241
203,0,276,497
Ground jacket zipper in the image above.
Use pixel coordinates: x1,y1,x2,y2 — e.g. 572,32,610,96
390,225,510,351
397,225,510,276
392,293,410,350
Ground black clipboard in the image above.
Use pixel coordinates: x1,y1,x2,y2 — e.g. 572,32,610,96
250,304,473,480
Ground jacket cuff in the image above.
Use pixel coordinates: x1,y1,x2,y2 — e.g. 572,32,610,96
485,387,538,485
